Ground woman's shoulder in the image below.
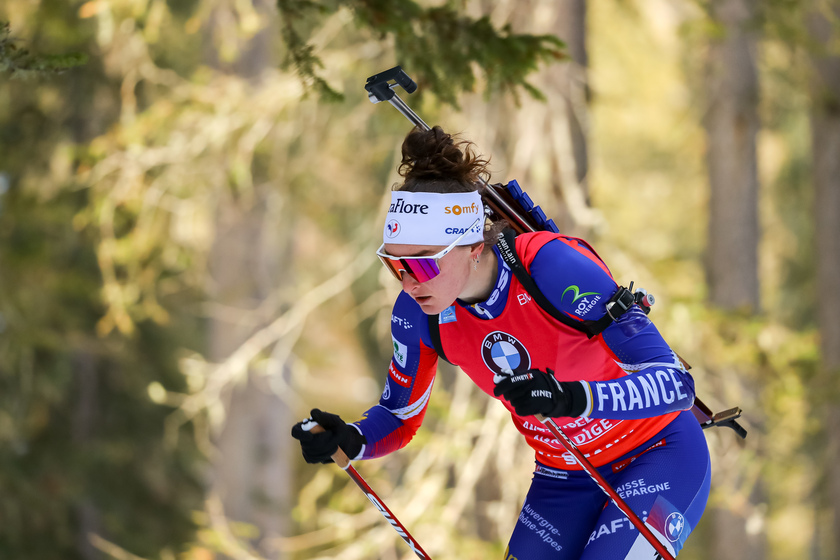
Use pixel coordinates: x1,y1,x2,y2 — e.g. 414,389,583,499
526,235,619,320
516,231,606,270
391,291,434,347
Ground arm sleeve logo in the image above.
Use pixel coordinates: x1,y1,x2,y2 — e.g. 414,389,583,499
561,285,600,303
392,336,408,368
388,362,413,388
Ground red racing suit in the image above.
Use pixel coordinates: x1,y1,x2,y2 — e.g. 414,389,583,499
353,232,694,470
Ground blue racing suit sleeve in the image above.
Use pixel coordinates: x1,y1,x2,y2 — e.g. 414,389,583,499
352,291,439,459
529,238,695,420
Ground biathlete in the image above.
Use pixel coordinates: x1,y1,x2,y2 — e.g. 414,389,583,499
291,125,711,559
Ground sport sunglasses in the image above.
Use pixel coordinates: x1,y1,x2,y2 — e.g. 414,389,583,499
376,217,483,283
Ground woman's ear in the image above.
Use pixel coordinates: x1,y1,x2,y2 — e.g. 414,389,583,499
469,243,485,260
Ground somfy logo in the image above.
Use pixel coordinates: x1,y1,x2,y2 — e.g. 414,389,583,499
444,202,479,215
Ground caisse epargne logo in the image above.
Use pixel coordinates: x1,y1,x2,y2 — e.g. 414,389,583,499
481,331,531,375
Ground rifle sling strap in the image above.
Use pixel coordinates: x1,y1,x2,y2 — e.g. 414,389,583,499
428,229,632,361
496,229,634,339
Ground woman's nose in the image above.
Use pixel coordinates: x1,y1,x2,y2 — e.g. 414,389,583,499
401,274,420,292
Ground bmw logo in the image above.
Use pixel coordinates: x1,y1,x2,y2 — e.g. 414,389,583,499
481,331,531,375
664,512,685,542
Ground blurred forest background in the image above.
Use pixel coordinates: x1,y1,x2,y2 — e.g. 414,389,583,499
1,0,839,559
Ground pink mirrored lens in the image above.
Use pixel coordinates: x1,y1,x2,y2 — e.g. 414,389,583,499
404,258,440,283
378,255,442,283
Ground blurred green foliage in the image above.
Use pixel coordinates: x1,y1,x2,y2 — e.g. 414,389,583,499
0,0,837,559
0,1,565,558
0,174,205,557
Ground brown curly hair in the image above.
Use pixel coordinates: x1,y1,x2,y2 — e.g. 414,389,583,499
396,126,490,194
395,126,505,246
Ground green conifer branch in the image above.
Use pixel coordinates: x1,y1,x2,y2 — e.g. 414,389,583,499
0,21,88,78
276,1,565,104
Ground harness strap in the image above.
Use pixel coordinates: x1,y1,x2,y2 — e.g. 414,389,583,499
427,314,452,364
496,229,596,335
428,229,639,361
497,229,637,339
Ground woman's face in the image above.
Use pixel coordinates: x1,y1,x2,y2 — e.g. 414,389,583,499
383,243,476,315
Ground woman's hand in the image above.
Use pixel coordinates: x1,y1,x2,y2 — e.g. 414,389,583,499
493,369,587,418
290,409,366,463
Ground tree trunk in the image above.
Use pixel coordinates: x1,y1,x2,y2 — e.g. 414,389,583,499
484,0,592,234
205,0,293,556
703,1,764,558
553,0,589,190
547,0,591,234
704,0,760,313
72,351,103,560
208,187,294,558
807,5,840,557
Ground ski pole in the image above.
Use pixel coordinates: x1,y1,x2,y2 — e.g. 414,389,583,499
536,414,676,560
305,421,432,559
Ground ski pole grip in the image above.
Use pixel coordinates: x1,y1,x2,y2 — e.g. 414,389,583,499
309,424,352,469
365,66,417,103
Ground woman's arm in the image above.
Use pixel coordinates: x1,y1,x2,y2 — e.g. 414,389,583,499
353,291,440,458
530,239,695,420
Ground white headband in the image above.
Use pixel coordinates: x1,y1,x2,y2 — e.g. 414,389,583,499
383,191,485,246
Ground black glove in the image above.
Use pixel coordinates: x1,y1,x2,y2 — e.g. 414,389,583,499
493,368,587,418
290,409,366,464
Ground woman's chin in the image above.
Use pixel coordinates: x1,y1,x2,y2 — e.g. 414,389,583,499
416,297,453,315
